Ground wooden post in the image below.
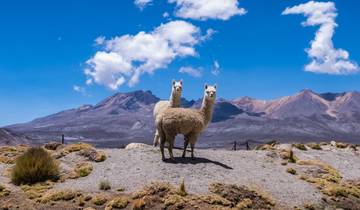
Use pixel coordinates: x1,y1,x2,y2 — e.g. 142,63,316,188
246,141,250,150
61,134,65,144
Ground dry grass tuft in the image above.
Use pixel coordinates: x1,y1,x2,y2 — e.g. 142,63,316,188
197,194,232,206
132,198,146,210
209,182,275,209
286,168,297,175
74,162,93,178
306,143,322,150
11,147,59,185
335,142,348,149
177,178,187,196
105,196,129,210
79,148,107,162
293,143,307,151
91,193,109,206
0,184,10,198
20,181,54,199
99,180,111,191
163,194,187,208
40,189,76,203
133,182,173,199
0,145,28,164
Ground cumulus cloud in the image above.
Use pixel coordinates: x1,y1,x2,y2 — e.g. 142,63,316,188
283,1,358,75
168,0,246,21
211,60,220,76
134,0,152,10
86,21,211,90
179,66,203,77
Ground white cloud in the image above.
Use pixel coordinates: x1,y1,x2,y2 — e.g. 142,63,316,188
283,1,358,75
211,60,220,76
95,36,105,45
168,0,246,21
86,20,211,90
179,66,203,77
134,0,152,10
163,12,170,18
73,85,90,96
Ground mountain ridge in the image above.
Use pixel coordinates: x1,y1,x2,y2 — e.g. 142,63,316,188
3,89,360,147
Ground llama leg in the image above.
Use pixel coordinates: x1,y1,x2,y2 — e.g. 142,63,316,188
182,138,189,158
190,143,195,159
167,136,175,160
153,129,159,147
160,136,166,161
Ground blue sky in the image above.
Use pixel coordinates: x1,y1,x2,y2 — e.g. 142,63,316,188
0,0,359,126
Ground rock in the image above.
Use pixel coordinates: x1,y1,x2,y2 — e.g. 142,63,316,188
125,143,151,150
44,142,63,150
78,148,106,162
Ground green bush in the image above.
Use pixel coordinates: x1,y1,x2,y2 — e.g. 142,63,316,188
11,147,59,185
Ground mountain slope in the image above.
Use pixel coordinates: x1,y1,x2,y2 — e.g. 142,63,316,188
4,89,360,147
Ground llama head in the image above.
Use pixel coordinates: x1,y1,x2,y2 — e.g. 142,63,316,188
204,84,217,101
172,79,183,95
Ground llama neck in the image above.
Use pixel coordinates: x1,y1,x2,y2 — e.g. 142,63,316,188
169,91,181,107
200,98,214,126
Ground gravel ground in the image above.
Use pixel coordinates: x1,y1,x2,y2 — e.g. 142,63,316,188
1,144,359,209
53,144,358,209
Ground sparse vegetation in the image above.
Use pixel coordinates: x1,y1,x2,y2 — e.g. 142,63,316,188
0,145,28,164
0,184,10,197
132,198,146,210
92,193,109,205
11,147,59,185
74,162,93,177
20,181,54,199
79,148,107,162
105,196,129,209
335,142,348,149
99,180,111,191
293,143,307,151
286,168,297,175
177,179,187,196
307,143,322,150
40,189,76,203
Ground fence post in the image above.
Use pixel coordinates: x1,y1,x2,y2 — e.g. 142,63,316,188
246,141,250,150
61,134,65,144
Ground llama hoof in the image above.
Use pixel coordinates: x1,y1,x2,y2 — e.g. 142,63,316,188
162,157,166,161
182,154,186,158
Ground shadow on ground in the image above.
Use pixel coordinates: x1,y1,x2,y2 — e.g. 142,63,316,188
164,157,233,170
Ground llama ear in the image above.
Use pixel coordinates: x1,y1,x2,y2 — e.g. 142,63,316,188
205,84,208,90
214,84,217,90
180,79,183,85
172,79,175,85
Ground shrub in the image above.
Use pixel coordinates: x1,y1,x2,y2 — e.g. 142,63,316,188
11,147,59,185
178,179,187,196
75,162,93,177
293,143,307,151
106,196,129,209
286,168,297,175
92,194,108,205
132,198,146,210
99,180,111,191
307,143,322,150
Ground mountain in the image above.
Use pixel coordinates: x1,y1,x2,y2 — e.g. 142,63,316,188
3,89,360,148
0,128,28,145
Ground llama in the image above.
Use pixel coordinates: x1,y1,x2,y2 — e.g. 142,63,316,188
156,84,216,161
153,79,183,147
